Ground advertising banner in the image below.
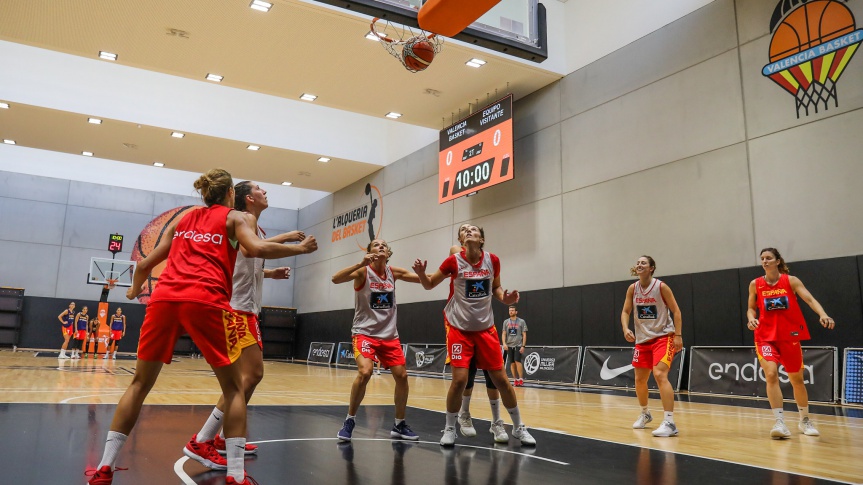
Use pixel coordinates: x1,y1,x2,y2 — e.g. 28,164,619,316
516,346,581,384
306,342,335,364
405,344,447,373
688,346,837,402
579,346,685,391
843,348,863,404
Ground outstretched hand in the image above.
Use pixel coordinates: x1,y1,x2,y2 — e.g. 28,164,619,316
298,235,318,254
820,315,835,329
412,259,427,274
501,289,519,305
126,282,145,300
284,231,305,243
271,267,291,279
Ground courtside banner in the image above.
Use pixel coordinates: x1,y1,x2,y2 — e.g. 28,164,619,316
843,348,863,404
518,346,581,383
579,346,685,391
688,346,837,402
336,341,355,366
307,342,335,364
405,344,447,373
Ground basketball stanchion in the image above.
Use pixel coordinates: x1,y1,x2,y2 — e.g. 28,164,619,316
369,17,443,73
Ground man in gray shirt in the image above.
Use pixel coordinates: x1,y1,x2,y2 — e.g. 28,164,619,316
502,305,528,386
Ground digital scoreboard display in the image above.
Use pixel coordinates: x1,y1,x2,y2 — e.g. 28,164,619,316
108,233,124,254
438,94,513,204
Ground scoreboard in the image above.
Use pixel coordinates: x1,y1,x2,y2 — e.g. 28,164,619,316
108,233,123,254
438,94,513,204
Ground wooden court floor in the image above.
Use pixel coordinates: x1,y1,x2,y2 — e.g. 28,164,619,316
0,350,861,484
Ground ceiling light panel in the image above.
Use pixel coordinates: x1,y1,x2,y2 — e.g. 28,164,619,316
250,0,272,12
0,102,9,109
99,51,117,61
88,118,102,124
171,132,185,138
385,112,402,119
3,139,15,145
300,93,317,101
153,162,165,167
317,157,330,163
247,145,260,151
82,151,93,156
281,181,292,186
206,73,224,82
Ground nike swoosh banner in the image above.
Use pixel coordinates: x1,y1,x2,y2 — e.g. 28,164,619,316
579,346,684,391
307,342,335,363
688,346,837,403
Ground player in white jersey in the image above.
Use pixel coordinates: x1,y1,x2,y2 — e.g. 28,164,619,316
187,181,301,468
413,224,535,447
332,239,423,442
620,255,683,437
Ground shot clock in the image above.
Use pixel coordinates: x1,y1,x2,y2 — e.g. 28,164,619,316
438,94,513,203
108,233,124,254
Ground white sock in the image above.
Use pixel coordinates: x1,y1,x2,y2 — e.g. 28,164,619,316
489,399,501,422
197,407,224,442
445,412,458,428
772,408,785,421
59,350,66,357
225,437,246,482
664,411,674,424
798,406,809,421
506,406,522,428
219,429,225,439
394,418,404,426
346,414,355,421
459,395,472,415
97,431,128,470
641,406,649,415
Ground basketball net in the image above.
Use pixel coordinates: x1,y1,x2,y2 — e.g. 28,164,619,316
106,279,118,291
370,17,443,73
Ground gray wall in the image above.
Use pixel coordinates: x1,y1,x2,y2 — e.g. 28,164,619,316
294,0,863,313
0,171,298,308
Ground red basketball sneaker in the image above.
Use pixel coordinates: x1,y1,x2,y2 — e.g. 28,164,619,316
213,434,259,455
226,474,260,484
85,465,125,484
184,434,228,469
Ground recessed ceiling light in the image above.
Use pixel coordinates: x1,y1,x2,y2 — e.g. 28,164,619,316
0,102,9,109
153,162,165,167
3,139,15,145
385,112,402,119
317,157,330,163
88,118,102,125
99,51,118,61
206,73,224,82
466,58,487,68
82,151,93,156
300,93,317,101
171,132,185,138
365,32,382,41
249,0,272,12
247,145,261,151
281,181,292,186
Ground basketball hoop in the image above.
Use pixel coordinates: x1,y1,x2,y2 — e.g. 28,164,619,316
370,17,443,73
106,279,118,291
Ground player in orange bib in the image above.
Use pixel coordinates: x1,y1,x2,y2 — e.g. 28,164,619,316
86,169,318,485
747,247,835,439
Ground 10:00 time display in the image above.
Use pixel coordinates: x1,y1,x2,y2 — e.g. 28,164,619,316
452,158,496,196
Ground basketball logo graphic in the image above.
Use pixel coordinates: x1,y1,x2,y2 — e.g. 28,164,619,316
131,205,202,304
762,0,862,118
523,352,541,375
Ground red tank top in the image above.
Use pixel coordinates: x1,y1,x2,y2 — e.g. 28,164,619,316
150,204,238,310
754,273,810,341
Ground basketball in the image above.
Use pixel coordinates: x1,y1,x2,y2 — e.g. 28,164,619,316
402,38,435,72
769,0,855,62
130,205,201,304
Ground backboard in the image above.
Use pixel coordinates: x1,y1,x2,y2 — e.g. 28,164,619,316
88,257,135,287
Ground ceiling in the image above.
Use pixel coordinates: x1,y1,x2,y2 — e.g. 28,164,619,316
0,0,562,196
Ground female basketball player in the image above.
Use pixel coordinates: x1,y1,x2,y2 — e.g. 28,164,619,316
72,306,90,359
620,256,683,437
332,238,422,442
104,307,126,359
87,169,318,485
191,180,300,459
747,247,835,439
57,302,76,359
413,224,535,447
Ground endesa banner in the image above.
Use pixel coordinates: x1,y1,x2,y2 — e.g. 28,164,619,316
688,346,838,403
405,344,447,373
516,346,581,384
307,342,335,364
579,347,685,391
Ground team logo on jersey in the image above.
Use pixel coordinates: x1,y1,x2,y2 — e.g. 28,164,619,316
370,291,394,310
760,345,774,357
465,279,490,298
450,343,463,360
637,305,658,320
765,296,789,311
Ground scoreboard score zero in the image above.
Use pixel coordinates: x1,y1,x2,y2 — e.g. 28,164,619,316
438,94,513,204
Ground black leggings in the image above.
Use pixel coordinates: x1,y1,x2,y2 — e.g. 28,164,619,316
465,359,497,390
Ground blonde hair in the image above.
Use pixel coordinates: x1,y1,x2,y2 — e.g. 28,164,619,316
193,169,234,206
630,255,656,277
366,239,393,261
760,247,790,274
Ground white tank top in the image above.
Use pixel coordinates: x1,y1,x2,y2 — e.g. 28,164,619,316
230,226,264,314
444,251,495,332
632,278,674,344
352,265,398,339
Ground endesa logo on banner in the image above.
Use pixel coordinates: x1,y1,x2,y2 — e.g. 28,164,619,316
307,342,335,364
689,347,837,402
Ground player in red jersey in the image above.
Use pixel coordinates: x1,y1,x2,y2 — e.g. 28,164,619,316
57,302,76,359
747,247,835,440
86,169,317,485
413,224,535,447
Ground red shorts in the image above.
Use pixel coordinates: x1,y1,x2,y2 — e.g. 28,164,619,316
632,334,676,369
233,311,262,350
352,334,405,368
75,330,87,340
138,301,249,368
756,339,804,373
445,323,504,371
110,330,123,341
62,325,73,336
